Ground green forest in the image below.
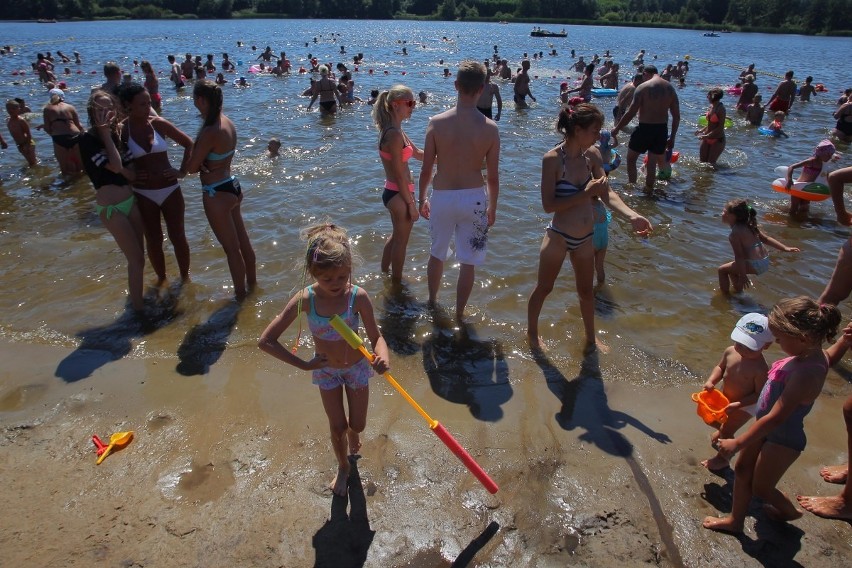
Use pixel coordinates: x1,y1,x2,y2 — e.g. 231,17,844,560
3,0,851,36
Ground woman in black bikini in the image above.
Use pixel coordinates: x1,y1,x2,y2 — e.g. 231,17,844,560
307,66,341,115
527,104,652,353
42,91,84,176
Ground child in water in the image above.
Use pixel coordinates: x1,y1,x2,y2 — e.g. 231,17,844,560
701,313,774,472
258,223,389,496
717,199,799,295
785,139,837,216
768,110,789,138
704,297,843,535
6,99,37,166
746,94,764,126
267,137,281,157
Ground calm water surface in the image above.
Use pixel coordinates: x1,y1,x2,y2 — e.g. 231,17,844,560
1,20,851,384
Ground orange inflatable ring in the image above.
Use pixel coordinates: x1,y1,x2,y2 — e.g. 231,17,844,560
771,178,830,201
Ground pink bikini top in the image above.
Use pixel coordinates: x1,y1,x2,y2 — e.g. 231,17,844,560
379,127,414,191
379,144,413,162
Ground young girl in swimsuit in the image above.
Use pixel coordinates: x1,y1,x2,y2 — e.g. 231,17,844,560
186,80,256,299
704,296,842,535
119,83,194,286
527,103,652,353
696,88,726,166
785,139,836,216
372,84,423,283
717,199,799,295
139,61,161,114
258,223,389,496
77,90,146,312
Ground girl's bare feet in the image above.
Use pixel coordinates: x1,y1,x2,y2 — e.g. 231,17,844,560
820,464,848,484
347,430,361,456
584,337,610,355
330,465,350,496
702,515,743,534
797,494,852,520
762,502,803,522
701,455,730,472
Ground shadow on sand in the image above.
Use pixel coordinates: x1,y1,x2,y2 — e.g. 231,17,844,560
55,295,179,383
422,318,512,422
312,457,375,568
176,299,241,376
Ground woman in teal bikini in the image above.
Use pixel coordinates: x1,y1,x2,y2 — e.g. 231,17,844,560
77,90,146,312
186,80,256,299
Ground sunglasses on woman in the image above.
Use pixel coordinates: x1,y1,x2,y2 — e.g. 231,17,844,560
395,99,416,108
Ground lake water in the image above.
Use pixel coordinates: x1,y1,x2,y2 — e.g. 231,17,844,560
1,19,851,385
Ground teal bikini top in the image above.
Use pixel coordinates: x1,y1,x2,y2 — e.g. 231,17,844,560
206,148,235,161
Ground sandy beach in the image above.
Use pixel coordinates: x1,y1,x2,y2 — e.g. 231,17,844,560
2,336,850,568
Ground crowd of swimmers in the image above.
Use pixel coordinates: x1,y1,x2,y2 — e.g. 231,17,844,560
3,42,852,530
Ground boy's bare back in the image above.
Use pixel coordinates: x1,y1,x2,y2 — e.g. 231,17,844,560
427,107,499,190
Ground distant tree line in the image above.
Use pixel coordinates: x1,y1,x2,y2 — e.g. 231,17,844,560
3,0,851,35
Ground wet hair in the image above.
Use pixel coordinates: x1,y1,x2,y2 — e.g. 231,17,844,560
370,89,379,98
456,60,486,95
117,82,147,108
372,84,413,132
707,88,724,102
103,61,120,79
193,79,224,129
725,199,762,237
768,296,841,344
302,222,353,276
85,89,120,130
785,70,794,79
805,75,813,83
168,54,176,63
556,103,604,140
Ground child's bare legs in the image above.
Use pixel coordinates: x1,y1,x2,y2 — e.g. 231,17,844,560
704,438,761,533
21,144,37,166
790,195,809,216
718,261,752,294
702,409,751,471
594,247,606,285
753,442,803,522
320,384,368,496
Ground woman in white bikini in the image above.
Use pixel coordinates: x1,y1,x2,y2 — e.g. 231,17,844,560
119,83,194,285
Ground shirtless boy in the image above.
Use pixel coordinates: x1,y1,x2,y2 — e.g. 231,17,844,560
610,65,680,193
6,99,37,166
419,61,500,320
477,69,502,121
513,59,536,109
768,70,797,113
701,313,774,472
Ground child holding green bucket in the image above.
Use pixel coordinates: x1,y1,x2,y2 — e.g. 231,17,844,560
700,313,774,472
258,222,389,496
704,297,842,535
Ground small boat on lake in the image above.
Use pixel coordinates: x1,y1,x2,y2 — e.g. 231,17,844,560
703,32,720,37
531,28,567,38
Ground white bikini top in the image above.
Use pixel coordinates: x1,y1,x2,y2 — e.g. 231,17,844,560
127,124,168,159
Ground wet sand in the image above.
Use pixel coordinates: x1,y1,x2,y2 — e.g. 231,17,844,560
1,338,850,567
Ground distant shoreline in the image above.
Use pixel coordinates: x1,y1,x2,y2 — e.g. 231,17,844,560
8,16,851,38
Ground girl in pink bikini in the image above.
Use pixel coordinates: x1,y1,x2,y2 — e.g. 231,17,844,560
785,139,837,216
372,84,423,283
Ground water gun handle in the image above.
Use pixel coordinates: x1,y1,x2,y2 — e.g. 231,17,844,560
431,422,499,494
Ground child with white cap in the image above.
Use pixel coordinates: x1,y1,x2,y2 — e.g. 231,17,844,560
700,313,774,472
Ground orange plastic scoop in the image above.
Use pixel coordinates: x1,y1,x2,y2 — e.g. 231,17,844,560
691,390,729,426
96,431,134,465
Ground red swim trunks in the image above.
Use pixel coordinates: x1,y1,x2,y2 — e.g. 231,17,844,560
769,97,790,113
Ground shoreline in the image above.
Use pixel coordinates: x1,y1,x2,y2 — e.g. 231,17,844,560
2,338,850,566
